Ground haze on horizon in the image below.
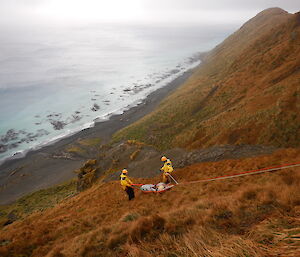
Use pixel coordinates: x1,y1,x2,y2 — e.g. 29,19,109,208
0,0,299,28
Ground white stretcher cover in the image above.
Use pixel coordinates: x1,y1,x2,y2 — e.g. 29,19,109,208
140,182,173,192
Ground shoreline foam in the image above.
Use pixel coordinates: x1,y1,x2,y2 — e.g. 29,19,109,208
0,63,199,204
0,60,200,167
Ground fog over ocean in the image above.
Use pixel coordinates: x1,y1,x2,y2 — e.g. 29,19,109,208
0,23,234,163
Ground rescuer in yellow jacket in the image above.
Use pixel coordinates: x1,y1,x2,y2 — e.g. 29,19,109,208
120,169,135,200
160,156,174,184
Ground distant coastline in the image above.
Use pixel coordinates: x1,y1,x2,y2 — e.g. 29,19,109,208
0,58,201,166
0,62,200,204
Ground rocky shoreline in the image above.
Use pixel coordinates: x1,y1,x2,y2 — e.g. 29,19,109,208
0,56,201,160
0,67,197,204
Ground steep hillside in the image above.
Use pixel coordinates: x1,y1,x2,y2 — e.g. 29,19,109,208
0,148,299,256
1,8,299,257
114,8,300,149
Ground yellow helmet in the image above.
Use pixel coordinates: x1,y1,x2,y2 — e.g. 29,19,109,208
122,169,128,174
161,156,167,162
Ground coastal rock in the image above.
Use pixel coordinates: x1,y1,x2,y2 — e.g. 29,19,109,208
50,120,66,130
132,83,154,94
46,111,84,130
23,129,50,142
47,113,62,119
0,144,8,153
0,129,19,143
70,114,82,123
8,143,19,149
46,113,66,130
0,129,50,152
91,104,100,112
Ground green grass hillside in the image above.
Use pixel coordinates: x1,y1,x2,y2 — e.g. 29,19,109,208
114,8,300,150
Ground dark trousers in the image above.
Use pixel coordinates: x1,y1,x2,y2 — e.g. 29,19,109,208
125,187,135,200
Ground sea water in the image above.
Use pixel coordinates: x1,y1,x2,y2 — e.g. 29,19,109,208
0,23,234,163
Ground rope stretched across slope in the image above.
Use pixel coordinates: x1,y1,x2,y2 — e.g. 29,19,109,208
132,162,300,191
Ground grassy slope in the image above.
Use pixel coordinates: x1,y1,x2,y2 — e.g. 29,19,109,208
0,148,299,256
0,180,77,227
1,8,300,257
114,8,300,150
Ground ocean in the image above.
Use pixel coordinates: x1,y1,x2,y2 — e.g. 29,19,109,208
0,23,234,164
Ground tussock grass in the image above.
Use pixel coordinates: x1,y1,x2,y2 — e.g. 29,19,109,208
78,138,101,147
0,148,299,256
113,10,300,150
66,138,102,158
66,145,86,154
0,179,76,227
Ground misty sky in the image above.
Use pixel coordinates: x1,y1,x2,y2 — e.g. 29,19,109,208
0,0,299,26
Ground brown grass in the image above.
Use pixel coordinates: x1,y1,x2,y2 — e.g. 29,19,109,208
0,148,299,256
113,9,300,150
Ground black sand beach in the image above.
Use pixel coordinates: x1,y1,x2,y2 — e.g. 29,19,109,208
0,68,196,204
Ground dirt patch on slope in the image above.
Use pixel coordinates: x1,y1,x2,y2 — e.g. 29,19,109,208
103,142,276,182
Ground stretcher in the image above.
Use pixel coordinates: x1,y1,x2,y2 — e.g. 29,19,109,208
132,182,174,193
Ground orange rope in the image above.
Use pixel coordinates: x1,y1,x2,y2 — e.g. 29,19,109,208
131,162,300,190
